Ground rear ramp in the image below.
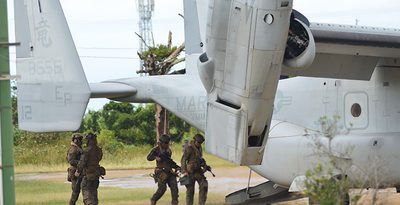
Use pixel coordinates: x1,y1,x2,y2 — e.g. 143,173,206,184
225,181,302,205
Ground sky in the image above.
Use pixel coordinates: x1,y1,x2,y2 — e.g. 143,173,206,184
6,0,400,111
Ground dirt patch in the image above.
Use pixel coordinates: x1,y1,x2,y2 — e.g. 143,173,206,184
16,167,400,204
17,166,265,194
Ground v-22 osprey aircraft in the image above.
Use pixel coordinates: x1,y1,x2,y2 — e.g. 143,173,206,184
14,0,400,204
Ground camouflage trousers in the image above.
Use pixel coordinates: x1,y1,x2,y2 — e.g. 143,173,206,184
151,171,179,205
185,172,208,205
69,177,81,205
81,177,100,205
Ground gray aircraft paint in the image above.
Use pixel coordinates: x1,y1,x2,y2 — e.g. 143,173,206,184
14,0,400,195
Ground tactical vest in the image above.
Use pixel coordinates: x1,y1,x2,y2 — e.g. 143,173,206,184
83,145,103,180
155,146,173,170
184,142,203,174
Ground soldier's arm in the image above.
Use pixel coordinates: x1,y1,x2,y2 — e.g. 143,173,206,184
168,151,180,170
147,147,158,161
99,147,103,161
77,150,88,173
180,146,192,173
67,147,80,167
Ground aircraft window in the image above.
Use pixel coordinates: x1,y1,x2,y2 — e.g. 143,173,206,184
264,14,274,25
351,103,362,117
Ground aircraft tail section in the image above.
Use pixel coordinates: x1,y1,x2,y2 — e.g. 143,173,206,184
200,0,293,165
15,0,90,132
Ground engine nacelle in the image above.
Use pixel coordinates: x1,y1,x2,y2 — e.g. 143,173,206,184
283,16,316,69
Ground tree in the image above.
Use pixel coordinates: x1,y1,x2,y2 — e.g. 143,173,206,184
136,31,185,142
83,110,101,133
303,116,357,205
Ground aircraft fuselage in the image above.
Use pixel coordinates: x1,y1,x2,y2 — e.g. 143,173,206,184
111,64,400,189
252,65,400,188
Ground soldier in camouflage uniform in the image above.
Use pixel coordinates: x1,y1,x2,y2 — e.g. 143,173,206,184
76,133,103,205
181,134,210,205
67,133,83,205
147,134,180,205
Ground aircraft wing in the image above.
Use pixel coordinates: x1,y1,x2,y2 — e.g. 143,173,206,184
281,22,400,80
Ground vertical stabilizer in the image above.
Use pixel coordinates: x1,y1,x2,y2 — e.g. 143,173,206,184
183,0,204,76
183,0,202,55
15,0,90,132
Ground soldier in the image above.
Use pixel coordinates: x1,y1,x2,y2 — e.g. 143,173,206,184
67,133,83,205
181,134,211,205
147,134,180,205
76,133,104,205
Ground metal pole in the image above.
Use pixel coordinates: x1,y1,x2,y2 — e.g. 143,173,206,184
0,0,16,204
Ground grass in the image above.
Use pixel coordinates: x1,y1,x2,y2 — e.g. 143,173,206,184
14,137,235,204
15,143,234,173
16,180,226,205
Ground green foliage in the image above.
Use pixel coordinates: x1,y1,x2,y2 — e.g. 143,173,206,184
303,116,360,205
11,80,18,126
80,102,192,146
101,101,134,130
14,140,233,173
83,102,157,145
304,164,352,205
168,111,191,142
12,93,203,170
97,129,123,154
140,44,177,62
14,132,71,166
83,110,102,133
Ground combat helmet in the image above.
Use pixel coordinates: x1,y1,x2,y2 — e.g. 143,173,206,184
71,133,83,141
86,133,97,141
194,134,205,143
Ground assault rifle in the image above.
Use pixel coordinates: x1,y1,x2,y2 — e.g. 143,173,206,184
160,153,181,170
200,158,215,177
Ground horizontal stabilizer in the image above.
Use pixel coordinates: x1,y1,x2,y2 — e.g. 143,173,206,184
89,83,137,99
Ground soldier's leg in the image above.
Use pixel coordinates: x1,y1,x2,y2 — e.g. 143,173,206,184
198,176,208,205
91,179,100,205
185,182,195,205
81,178,89,205
69,178,81,205
151,180,167,203
167,175,179,205
82,178,100,205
